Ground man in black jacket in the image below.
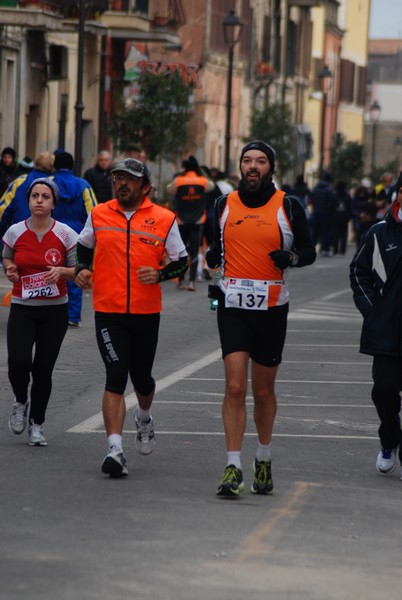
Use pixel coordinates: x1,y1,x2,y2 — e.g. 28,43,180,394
350,171,402,478
83,150,113,203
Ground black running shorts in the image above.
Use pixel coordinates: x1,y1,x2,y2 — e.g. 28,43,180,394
217,303,288,367
95,312,160,395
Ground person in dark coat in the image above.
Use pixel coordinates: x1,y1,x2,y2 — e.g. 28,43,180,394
0,147,18,197
83,150,113,203
350,171,402,478
309,171,336,256
331,180,352,255
351,185,376,248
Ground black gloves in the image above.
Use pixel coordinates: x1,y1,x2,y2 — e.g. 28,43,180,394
269,250,292,270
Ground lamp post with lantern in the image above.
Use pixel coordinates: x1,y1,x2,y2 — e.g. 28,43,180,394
318,65,333,178
370,100,381,178
222,8,243,178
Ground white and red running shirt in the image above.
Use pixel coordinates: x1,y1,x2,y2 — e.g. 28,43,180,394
2,218,78,306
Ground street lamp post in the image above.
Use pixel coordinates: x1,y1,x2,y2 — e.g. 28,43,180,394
370,100,381,178
318,65,332,178
223,9,243,178
74,0,86,176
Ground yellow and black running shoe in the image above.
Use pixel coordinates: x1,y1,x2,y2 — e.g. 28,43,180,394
250,458,273,495
216,464,245,497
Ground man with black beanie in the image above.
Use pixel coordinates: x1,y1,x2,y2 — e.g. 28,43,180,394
206,139,316,497
350,170,402,479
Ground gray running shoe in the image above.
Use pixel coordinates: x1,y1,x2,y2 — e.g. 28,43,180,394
376,448,397,474
101,446,128,477
28,420,47,446
134,406,155,455
9,400,29,435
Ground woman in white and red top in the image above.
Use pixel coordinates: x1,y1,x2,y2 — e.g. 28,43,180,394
2,177,78,446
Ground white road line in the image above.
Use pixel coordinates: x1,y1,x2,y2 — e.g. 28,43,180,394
67,348,222,433
81,430,377,441
184,378,371,384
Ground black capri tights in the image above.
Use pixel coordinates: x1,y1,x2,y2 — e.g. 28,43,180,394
7,303,68,424
95,312,160,396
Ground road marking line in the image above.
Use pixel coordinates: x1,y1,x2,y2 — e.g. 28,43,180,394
67,348,221,433
233,481,321,562
72,430,377,440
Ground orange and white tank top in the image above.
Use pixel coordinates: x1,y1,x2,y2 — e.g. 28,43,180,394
218,190,293,308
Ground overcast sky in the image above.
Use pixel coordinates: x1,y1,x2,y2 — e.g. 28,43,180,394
369,0,402,38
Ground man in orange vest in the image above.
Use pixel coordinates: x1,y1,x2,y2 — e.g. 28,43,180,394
166,156,214,291
75,158,188,477
206,140,316,497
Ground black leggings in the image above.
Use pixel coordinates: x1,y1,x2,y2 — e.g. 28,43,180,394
95,312,160,396
178,224,203,283
372,355,402,459
7,303,69,424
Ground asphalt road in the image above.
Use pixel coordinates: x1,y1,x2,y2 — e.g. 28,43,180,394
1,245,401,600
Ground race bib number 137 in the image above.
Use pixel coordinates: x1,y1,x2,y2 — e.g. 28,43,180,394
225,278,268,310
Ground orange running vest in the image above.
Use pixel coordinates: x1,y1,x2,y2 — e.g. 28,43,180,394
174,171,208,225
219,189,293,307
91,198,176,314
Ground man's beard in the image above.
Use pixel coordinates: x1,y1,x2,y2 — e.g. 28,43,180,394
242,171,271,191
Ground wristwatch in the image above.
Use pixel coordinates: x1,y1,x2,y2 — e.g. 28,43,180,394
289,251,299,266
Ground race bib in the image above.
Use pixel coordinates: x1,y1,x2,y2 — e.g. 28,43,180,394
21,271,59,300
225,278,269,310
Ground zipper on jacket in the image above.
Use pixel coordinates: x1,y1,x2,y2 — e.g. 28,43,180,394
126,217,131,312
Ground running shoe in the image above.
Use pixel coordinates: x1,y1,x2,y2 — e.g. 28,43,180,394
376,448,397,474
101,446,128,477
28,420,47,446
177,281,186,290
187,281,196,291
9,399,29,434
134,406,155,455
250,458,273,495
216,465,245,497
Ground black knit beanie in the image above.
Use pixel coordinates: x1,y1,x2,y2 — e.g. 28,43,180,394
240,140,275,174
54,151,74,171
2,146,16,160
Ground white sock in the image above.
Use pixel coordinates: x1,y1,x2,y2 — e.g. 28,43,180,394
108,434,122,450
137,407,151,423
227,451,241,469
256,442,271,462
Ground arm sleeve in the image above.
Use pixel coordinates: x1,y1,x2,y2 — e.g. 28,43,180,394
284,195,316,267
159,256,188,282
76,241,94,268
205,194,227,268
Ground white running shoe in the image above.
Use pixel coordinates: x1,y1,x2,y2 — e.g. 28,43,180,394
28,420,47,446
101,446,128,477
376,448,397,473
134,406,155,455
9,400,29,434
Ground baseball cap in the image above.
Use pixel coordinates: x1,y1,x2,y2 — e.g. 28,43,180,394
111,158,145,178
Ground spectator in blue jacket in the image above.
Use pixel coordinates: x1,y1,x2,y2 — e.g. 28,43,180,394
0,151,55,237
53,152,97,326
